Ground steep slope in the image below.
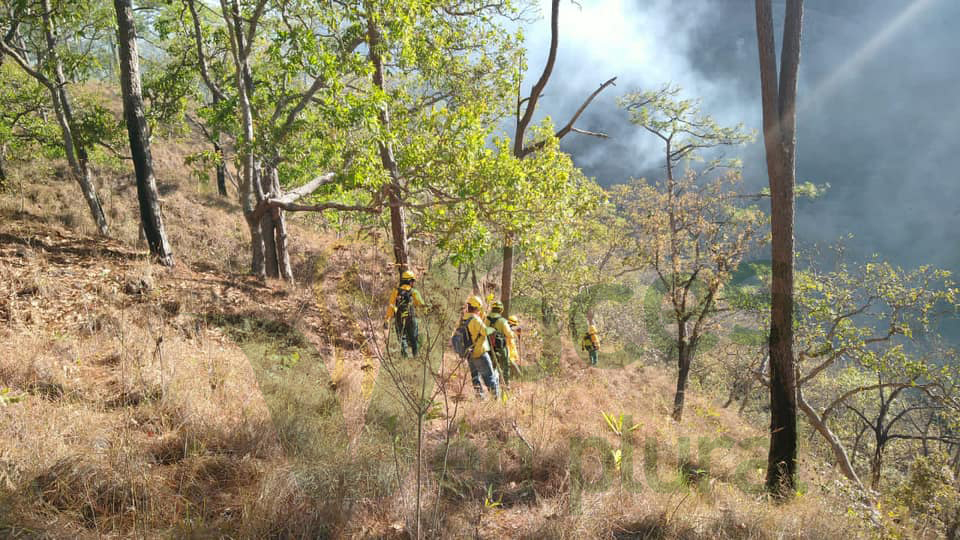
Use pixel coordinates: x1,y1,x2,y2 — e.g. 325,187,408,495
0,164,867,538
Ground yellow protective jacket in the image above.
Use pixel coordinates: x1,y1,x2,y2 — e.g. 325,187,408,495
385,284,425,321
581,332,600,351
507,324,520,363
463,313,490,359
487,313,514,351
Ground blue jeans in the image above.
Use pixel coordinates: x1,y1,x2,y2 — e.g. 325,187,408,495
468,352,500,399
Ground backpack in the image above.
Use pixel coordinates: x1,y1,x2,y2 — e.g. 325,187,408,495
582,334,597,351
451,317,473,358
394,287,415,324
486,314,507,352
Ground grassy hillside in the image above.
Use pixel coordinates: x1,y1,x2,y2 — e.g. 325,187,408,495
0,151,870,538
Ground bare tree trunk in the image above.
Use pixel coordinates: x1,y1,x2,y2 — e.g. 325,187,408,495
267,167,293,281
221,0,265,278
756,0,804,498
261,212,278,277
386,184,408,273
274,206,293,281
0,144,7,188
869,440,883,490
114,0,173,266
260,165,279,277
501,238,514,314
797,386,864,489
40,0,108,235
215,149,228,196
365,11,408,275
672,330,694,421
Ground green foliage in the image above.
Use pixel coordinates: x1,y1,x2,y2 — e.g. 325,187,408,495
618,84,754,175
601,411,640,438
613,171,766,357
0,64,60,160
795,254,957,377
0,388,23,406
885,453,960,536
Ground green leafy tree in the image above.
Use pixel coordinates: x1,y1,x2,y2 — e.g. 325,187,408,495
0,62,59,186
615,86,761,422
613,170,764,421
500,0,616,316
781,256,958,490
0,0,118,233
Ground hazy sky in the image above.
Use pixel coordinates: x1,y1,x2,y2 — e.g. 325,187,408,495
518,0,960,276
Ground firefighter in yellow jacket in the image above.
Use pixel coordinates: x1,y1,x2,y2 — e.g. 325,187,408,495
507,315,521,367
582,324,600,366
486,301,515,387
462,295,499,398
385,270,425,357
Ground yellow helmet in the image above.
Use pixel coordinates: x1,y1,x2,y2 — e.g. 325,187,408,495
401,270,416,280
507,315,519,325
491,300,504,312
466,295,483,309
588,325,597,334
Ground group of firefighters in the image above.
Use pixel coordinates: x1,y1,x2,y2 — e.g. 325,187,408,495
384,270,601,399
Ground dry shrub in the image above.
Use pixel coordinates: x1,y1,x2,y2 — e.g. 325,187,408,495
240,465,345,539
31,456,155,531
175,455,258,513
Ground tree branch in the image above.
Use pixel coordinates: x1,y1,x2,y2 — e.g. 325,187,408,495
519,76,616,158
513,0,558,157
185,0,226,101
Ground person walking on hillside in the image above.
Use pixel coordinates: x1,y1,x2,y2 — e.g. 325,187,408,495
507,315,521,369
462,295,500,399
486,301,515,387
582,324,600,366
385,270,425,357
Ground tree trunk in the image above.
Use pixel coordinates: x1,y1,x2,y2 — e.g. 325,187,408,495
274,206,293,281
366,12,408,275
501,237,514,315
114,0,173,266
266,166,293,280
672,329,693,422
41,0,108,235
221,0,264,278
261,212,278,277
796,385,864,489
0,144,7,188
214,140,227,196
869,441,883,491
756,0,804,498
672,349,690,422
386,183,408,273
260,165,279,277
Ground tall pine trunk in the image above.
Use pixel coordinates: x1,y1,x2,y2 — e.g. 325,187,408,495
114,0,173,266
755,0,804,497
